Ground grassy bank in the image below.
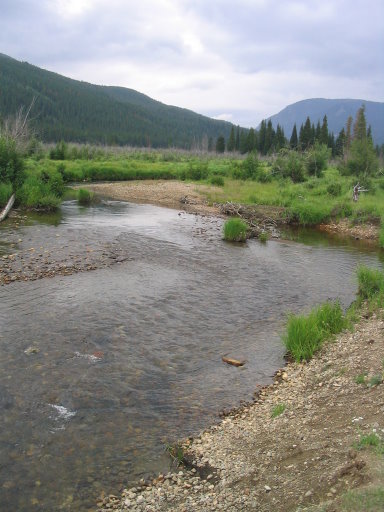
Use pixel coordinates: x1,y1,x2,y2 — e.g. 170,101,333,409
282,265,384,363
2,143,383,237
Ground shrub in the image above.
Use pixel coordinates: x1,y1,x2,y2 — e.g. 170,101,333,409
282,301,346,362
223,218,248,242
327,182,342,196
210,175,224,186
272,150,306,183
49,140,68,160
77,188,95,205
259,232,269,242
305,143,330,178
242,152,259,180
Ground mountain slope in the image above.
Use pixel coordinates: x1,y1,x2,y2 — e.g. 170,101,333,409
266,98,384,145
0,53,234,148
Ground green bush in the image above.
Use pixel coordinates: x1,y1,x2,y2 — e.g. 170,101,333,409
305,143,330,178
223,218,248,242
288,202,331,225
327,182,342,196
272,150,306,183
282,301,346,362
49,140,69,160
210,175,224,186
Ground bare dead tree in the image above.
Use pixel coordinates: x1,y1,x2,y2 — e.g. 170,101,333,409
0,97,36,151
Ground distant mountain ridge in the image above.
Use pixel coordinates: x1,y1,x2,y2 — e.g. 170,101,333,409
0,53,234,148
266,98,384,145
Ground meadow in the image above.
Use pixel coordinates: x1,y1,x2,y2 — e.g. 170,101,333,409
1,142,384,245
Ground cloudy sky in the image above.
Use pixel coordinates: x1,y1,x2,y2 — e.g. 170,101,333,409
1,0,383,127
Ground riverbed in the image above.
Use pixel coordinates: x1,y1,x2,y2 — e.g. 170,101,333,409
0,200,383,511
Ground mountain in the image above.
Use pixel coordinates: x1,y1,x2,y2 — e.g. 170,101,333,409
266,98,384,145
0,53,234,148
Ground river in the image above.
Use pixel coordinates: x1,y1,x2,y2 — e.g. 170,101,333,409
0,200,382,511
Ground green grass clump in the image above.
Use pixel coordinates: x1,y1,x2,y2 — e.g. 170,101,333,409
356,432,383,451
368,374,383,387
223,218,248,242
271,403,286,418
77,188,95,205
259,232,269,243
354,373,367,385
210,175,225,187
357,265,384,309
282,301,346,362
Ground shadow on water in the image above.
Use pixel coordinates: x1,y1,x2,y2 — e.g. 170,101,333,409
0,200,383,511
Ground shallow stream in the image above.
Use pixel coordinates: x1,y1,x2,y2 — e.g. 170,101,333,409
0,200,383,511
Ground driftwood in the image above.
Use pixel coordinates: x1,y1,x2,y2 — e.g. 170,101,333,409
222,355,246,367
0,194,15,222
352,183,368,202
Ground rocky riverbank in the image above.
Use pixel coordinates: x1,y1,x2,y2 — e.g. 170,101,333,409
97,310,384,511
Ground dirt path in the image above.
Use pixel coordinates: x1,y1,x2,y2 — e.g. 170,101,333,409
98,310,384,511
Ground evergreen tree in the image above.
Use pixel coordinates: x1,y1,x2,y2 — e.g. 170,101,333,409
235,126,240,151
299,117,312,150
275,124,286,151
353,105,367,141
335,128,345,157
290,124,298,149
227,126,236,152
320,115,328,145
239,130,248,154
258,120,266,154
264,120,275,154
345,115,353,153
215,135,225,153
315,121,321,141
246,128,257,153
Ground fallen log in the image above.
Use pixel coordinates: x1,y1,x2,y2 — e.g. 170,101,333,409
222,355,246,367
0,194,15,222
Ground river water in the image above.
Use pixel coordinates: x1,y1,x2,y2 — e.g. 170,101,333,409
0,200,383,511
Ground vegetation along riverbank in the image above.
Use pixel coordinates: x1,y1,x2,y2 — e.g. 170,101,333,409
96,267,384,512
1,105,384,247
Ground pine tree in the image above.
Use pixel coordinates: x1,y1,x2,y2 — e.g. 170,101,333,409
320,115,328,145
264,120,275,154
258,120,266,154
275,124,286,151
246,128,257,153
335,128,346,157
290,124,298,149
215,135,225,153
353,105,367,141
227,126,236,152
235,126,240,151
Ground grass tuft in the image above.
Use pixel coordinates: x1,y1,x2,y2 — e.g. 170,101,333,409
282,301,346,362
223,218,248,242
271,403,286,418
77,188,95,206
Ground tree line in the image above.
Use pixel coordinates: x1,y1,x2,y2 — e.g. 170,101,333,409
214,107,383,159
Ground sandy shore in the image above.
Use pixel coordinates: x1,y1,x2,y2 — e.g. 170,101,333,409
97,310,384,511
82,180,222,217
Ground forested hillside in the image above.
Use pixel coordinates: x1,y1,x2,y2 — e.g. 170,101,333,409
0,53,234,148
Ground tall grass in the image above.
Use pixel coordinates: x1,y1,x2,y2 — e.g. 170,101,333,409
223,218,248,242
356,265,384,309
282,301,346,362
0,182,13,207
77,188,95,205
